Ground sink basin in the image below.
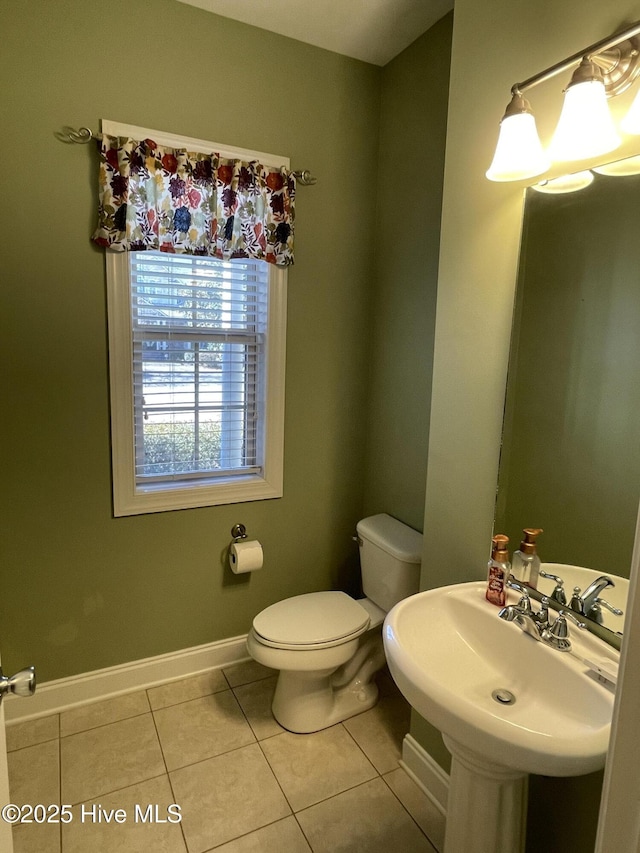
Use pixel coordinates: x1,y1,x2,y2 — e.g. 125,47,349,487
383,581,616,777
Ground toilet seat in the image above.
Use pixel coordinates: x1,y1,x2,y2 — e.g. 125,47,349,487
252,591,370,651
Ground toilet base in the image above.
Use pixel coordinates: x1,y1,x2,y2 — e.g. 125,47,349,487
272,669,380,733
271,633,386,733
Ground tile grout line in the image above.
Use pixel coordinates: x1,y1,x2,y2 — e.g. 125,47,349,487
291,812,315,853
340,716,383,777
379,771,441,852
64,772,170,808
293,774,387,816
151,712,191,853
6,734,60,754
146,683,194,851
59,707,150,740
251,720,298,817
198,814,312,853
148,696,172,778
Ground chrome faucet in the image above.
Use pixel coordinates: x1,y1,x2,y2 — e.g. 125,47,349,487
569,575,623,622
506,578,550,626
499,599,545,640
499,593,585,651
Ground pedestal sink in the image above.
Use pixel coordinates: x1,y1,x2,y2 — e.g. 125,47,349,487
383,582,617,853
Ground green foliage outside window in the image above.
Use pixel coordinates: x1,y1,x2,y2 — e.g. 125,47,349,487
142,421,222,475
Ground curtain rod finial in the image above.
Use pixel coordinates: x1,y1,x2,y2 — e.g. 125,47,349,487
55,126,97,144
293,169,317,186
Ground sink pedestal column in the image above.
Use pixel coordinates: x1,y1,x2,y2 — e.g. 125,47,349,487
443,736,528,853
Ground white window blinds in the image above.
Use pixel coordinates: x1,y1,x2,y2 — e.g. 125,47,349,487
129,251,269,484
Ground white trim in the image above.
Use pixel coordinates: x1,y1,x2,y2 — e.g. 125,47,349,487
4,635,250,724
400,734,450,818
101,120,290,169
108,263,287,516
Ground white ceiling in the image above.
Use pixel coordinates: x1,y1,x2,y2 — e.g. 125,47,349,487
177,0,453,66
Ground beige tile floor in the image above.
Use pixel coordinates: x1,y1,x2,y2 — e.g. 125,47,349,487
6,662,445,853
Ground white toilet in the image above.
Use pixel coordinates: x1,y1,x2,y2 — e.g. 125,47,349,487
246,513,422,733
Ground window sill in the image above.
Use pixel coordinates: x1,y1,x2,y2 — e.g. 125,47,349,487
113,473,283,517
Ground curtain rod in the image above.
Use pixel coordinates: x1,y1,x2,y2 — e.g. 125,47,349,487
56,126,318,186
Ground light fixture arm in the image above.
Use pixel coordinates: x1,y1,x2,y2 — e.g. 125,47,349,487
513,19,640,96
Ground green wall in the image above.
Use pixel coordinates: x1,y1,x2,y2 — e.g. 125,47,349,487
363,15,452,533
496,174,640,576
0,0,382,680
0,2,452,682
363,14,454,773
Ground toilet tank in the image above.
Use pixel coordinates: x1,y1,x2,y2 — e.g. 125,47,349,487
356,514,422,612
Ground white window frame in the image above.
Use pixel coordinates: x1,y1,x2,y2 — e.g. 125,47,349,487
104,121,287,516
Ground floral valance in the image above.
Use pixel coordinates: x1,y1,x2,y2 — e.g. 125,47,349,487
92,134,295,266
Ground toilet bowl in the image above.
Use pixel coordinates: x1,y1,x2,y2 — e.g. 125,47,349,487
247,514,422,733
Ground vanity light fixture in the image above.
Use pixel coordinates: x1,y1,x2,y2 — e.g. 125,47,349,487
486,19,640,182
531,170,594,194
593,153,640,175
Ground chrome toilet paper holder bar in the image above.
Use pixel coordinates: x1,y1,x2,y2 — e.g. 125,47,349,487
231,523,248,543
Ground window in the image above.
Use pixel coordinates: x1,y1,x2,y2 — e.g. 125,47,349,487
105,126,287,516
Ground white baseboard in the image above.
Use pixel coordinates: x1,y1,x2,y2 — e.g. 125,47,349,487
400,733,450,817
4,635,250,724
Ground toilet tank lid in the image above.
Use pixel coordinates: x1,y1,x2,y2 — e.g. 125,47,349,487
356,514,423,563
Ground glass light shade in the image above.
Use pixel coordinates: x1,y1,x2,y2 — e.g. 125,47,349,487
486,113,551,181
531,170,594,194
621,87,640,134
549,80,621,162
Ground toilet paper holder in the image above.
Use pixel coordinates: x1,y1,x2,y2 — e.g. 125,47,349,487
228,524,263,574
231,523,248,543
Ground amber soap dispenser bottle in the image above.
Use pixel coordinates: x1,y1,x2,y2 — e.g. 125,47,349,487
485,535,511,606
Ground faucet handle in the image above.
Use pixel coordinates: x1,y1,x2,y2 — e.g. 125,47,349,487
558,610,586,629
596,598,623,616
517,593,533,614
507,576,528,595
569,586,584,614
542,610,586,652
586,597,624,622
539,570,564,584
539,571,567,605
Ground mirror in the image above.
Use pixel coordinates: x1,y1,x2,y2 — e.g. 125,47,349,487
495,162,640,645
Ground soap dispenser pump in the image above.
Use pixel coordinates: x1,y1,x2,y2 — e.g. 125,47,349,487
485,535,511,606
511,528,543,589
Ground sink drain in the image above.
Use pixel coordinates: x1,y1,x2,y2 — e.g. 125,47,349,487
492,688,516,705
